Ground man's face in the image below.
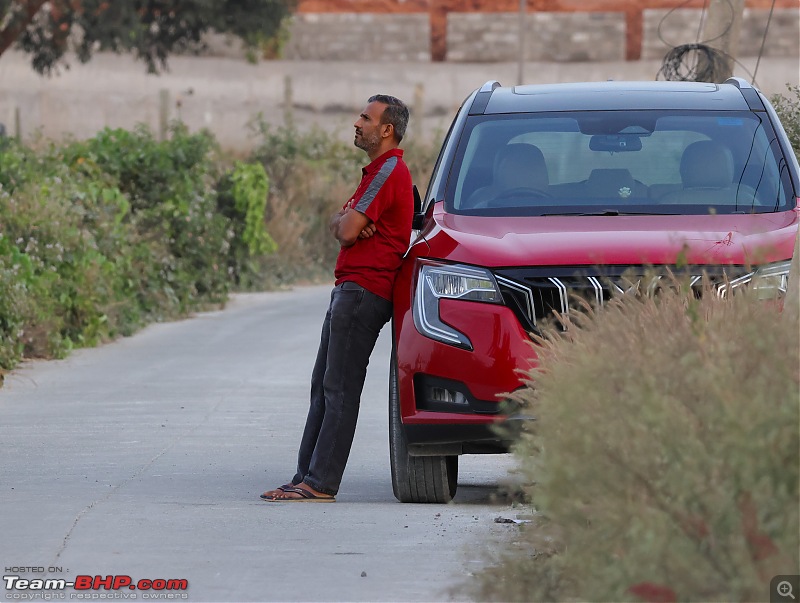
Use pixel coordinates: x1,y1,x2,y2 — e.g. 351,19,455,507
354,101,388,154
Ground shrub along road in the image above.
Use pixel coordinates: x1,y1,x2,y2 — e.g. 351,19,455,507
0,285,518,602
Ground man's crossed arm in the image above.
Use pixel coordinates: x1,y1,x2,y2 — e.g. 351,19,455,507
329,200,376,247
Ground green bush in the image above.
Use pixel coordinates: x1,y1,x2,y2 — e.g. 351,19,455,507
62,124,234,311
0,229,31,371
0,149,130,358
215,161,277,287
472,285,799,602
0,117,439,372
0,125,279,370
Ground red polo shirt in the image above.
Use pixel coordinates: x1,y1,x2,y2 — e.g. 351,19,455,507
334,148,413,301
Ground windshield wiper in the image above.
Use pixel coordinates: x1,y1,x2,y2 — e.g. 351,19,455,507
542,210,670,216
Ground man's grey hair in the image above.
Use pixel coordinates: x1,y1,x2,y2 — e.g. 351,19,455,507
369,94,409,143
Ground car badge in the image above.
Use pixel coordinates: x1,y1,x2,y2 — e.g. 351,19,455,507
618,187,632,199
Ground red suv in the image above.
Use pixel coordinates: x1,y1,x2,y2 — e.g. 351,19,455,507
389,78,799,503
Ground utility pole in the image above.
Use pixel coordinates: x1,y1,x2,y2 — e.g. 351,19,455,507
700,0,746,82
517,0,526,85
787,228,800,320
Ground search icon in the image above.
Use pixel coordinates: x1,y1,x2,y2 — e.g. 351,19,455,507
778,581,796,600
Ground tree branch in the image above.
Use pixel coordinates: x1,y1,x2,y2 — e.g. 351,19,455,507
0,0,48,57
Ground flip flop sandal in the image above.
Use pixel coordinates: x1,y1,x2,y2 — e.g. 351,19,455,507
262,486,335,503
259,483,296,500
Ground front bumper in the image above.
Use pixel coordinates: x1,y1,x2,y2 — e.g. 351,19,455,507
405,414,533,456
395,296,538,449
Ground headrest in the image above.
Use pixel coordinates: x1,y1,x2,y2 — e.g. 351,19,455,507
494,143,549,189
680,140,734,188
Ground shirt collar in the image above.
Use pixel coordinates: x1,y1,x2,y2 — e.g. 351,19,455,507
362,148,404,175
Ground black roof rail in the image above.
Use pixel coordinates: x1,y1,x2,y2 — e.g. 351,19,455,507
724,77,764,111
470,81,501,115
724,77,753,89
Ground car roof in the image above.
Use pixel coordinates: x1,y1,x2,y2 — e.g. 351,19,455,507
481,80,752,113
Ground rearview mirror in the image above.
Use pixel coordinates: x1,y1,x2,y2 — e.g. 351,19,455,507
589,134,642,152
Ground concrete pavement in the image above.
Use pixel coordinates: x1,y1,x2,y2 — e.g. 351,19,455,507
0,285,521,602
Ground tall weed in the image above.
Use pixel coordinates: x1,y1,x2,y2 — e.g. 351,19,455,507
473,285,799,602
247,119,358,284
772,84,800,162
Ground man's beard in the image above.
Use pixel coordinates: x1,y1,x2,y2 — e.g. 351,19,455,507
354,130,381,153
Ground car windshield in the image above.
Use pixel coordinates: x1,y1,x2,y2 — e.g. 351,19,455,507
446,110,796,216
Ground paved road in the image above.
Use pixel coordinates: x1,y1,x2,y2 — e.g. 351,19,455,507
1,285,520,602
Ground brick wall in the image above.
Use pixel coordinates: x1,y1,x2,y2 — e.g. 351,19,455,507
446,12,625,63
284,14,430,61
285,8,798,62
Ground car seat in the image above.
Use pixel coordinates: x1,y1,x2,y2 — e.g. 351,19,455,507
660,140,736,205
464,143,549,208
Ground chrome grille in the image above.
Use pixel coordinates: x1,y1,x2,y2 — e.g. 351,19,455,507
493,266,745,333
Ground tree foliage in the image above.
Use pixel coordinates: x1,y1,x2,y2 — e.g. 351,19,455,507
0,0,295,75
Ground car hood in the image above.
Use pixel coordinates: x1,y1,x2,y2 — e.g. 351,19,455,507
420,204,799,267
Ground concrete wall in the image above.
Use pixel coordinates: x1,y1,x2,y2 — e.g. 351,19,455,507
1,51,797,153
286,9,799,62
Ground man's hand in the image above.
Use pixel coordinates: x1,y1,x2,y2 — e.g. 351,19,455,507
359,223,377,239
329,207,348,235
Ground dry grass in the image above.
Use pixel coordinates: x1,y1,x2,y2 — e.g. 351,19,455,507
472,282,799,602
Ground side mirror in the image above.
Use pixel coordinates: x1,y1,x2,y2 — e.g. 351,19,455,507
412,185,425,230
413,185,422,213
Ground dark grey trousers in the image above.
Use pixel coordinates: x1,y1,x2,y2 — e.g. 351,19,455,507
292,281,393,495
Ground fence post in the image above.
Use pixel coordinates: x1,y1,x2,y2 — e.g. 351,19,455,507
159,89,170,141
412,83,424,142
14,106,21,141
283,75,294,129
786,227,800,319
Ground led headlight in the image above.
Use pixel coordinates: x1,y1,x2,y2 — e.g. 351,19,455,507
718,260,792,299
412,262,503,350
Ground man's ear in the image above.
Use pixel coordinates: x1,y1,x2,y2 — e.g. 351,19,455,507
381,123,394,140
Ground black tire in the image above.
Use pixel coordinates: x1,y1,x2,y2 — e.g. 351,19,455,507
389,349,458,503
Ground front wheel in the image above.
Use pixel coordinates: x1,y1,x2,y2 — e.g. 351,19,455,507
389,350,458,503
